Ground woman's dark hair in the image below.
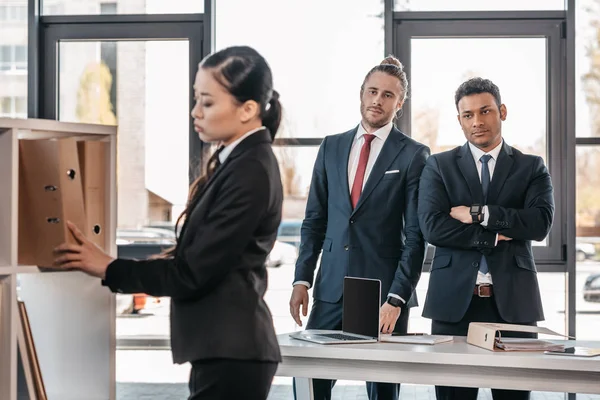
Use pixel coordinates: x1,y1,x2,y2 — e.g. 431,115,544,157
161,46,281,258
361,55,409,102
454,77,502,110
202,45,282,139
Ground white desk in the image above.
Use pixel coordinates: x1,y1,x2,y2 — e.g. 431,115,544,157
276,333,600,399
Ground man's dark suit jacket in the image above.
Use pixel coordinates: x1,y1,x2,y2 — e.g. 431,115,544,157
102,129,283,365
294,126,430,306
418,141,554,324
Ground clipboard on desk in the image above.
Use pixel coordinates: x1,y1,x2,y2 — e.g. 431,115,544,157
380,333,453,345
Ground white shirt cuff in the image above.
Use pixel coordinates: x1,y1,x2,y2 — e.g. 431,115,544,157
482,205,490,226
293,281,311,289
387,293,406,303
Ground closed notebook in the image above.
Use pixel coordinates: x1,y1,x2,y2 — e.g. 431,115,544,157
380,333,453,345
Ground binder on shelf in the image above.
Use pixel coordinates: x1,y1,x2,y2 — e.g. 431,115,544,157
77,141,107,251
18,138,88,268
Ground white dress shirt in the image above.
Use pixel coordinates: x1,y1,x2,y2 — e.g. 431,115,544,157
468,140,503,285
295,121,406,303
347,121,394,191
218,126,266,164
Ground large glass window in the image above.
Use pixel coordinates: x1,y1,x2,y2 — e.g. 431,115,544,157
215,0,385,338
395,18,565,264
410,37,547,162
268,146,319,333
575,147,600,341
577,0,600,138
42,0,203,15
576,0,600,341
57,40,190,338
216,0,384,140
408,272,566,335
394,0,565,12
214,3,384,395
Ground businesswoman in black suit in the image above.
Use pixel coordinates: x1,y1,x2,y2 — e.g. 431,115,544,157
53,45,284,400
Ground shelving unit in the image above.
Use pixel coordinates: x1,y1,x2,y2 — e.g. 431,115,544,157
0,118,117,400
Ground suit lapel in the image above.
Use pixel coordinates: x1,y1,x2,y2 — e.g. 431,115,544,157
337,128,356,211
352,127,405,215
457,143,484,204
486,142,514,204
196,129,271,201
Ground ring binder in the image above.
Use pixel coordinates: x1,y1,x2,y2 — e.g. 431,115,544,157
18,138,88,267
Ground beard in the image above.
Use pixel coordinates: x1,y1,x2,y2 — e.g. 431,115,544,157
360,102,392,130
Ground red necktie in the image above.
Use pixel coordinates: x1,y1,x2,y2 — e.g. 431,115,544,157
350,134,376,208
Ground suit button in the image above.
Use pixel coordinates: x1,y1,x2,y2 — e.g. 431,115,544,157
484,241,489,245
350,219,355,224
472,261,479,268
344,245,349,251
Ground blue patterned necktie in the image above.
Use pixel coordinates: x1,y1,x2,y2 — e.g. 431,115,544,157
479,154,492,274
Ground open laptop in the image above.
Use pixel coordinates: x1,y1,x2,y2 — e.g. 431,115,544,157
290,276,381,344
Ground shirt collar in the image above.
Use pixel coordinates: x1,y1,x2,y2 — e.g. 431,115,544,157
218,126,266,164
468,139,503,163
355,120,394,143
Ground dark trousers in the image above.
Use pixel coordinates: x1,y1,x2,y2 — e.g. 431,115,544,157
431,295,536,400
293,298,410,400
188,358,278,400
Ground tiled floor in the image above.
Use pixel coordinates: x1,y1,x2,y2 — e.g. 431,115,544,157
117,382,600,400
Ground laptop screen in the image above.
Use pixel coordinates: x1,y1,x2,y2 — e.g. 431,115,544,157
342,277,381,338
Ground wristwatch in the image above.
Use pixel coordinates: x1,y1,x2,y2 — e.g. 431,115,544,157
386,296,402,308
470,204,483,224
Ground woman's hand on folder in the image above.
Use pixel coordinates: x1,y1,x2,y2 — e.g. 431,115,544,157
52,221,115,279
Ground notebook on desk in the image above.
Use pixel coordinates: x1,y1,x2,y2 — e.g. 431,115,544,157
544,347,600,357
380,333,454,345
290,277,381,344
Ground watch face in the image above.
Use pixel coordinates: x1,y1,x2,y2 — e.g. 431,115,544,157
387,297,401,307
471,205,480,213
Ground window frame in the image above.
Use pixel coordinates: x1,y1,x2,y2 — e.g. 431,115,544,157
393,13,567,268
35,13,207,179
28,0,216,271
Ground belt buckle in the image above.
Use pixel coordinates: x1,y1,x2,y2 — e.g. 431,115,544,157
477,284,491,298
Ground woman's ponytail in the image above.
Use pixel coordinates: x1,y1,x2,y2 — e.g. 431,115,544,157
262,90,282,141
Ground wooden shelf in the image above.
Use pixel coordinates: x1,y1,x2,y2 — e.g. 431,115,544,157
0,118,118,400
15,266,82,274
15,266,41,274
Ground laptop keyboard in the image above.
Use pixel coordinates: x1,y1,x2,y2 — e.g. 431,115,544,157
318,333,369,341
